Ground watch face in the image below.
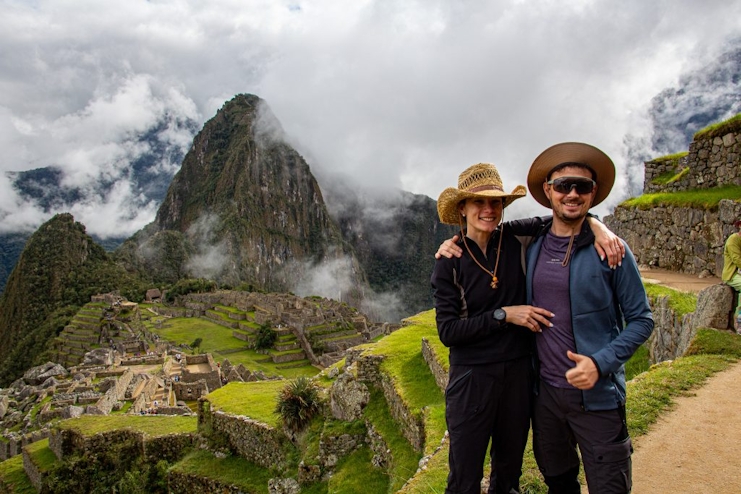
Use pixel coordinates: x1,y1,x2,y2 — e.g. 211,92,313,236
494,309,506,321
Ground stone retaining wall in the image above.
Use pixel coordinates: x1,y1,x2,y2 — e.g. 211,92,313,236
421,338,448,393
49,426,197,463
605,199,741,276
644,131,741,193
203,408,291,470
345,349,425,453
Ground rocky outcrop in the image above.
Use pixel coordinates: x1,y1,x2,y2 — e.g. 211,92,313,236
329,373,370,421
647,283,734,363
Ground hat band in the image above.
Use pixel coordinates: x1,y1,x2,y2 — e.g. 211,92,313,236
467,185,504,193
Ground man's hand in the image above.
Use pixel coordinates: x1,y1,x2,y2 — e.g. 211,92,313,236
564,350,599,390
435,234,463,259
587,217,625,269
501,305,554,333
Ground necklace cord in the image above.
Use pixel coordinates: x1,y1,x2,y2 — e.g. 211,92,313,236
458,210,504,289
561,228,576,267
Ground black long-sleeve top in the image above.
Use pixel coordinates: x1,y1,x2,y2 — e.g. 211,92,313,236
431,217,546,365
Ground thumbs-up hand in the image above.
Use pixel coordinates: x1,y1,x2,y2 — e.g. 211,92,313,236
564,350,599,390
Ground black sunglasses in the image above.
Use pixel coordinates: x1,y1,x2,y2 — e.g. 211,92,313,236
547,177,596,195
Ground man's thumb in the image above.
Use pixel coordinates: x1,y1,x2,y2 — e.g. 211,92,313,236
566,350,581,362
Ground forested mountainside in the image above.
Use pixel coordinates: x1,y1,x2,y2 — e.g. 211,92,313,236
0,214,145,385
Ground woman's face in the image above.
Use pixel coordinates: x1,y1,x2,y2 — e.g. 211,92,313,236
459,197,503,236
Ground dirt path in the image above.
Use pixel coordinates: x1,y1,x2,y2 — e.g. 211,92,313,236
639,267,721,293
582,268,737,493
630,362,741,492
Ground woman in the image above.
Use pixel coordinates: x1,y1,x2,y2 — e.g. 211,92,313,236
431,163,623,494
432,163,552,494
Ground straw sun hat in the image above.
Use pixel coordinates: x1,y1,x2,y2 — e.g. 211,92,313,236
527,142,615,208
437,163,526,225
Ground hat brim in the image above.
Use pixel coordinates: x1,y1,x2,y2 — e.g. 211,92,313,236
527,142,615,208
437,185,527,225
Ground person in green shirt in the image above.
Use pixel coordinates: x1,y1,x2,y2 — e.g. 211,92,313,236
722,219,741,331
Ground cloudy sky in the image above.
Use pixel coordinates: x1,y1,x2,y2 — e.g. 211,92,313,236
1,0,740,237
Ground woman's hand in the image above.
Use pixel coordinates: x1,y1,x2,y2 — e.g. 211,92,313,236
435,235,463,259
587,217,625,269
502,305,554,333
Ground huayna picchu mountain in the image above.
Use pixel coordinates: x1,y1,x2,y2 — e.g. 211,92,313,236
0,213,145,385
115,94,368,306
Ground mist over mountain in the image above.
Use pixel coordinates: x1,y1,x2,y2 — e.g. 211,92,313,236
0,113,198,293
114,94,371,310
622,38,741,196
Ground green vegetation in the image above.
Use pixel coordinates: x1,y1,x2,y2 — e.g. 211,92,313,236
328,446,390,493
56,415,197,436
694,112,741,139
26,439,56,474
171,450,274,493
621,184,741,210
644,282,698,316
0,454,36,494
647,151,689,163
364,311,446,455
164,278,217,303
206,380,286,425
143,313,317,378
627,332,741,436
276,376,323,432
651,166,689,185
254,323,278,350
364,388,421,492
624,344,651,380
0,213,148,385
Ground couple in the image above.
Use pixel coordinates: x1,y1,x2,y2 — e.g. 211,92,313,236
431,142,654,494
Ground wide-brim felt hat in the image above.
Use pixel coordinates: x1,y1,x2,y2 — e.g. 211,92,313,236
527,142,615,208
437,163,527,225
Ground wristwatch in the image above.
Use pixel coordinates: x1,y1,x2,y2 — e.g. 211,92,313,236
493,308,507,322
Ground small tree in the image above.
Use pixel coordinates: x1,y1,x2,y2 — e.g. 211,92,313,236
275,377,322,433
190,337,203,353
254,323,277,351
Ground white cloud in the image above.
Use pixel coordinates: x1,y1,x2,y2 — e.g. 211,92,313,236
0,0,739,236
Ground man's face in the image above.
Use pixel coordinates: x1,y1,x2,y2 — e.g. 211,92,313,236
543,166,597,226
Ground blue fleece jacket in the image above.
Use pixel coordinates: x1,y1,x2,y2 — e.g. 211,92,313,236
525,220,654,411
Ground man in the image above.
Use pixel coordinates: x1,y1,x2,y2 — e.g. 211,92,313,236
722,219,741,331
525,142,653,494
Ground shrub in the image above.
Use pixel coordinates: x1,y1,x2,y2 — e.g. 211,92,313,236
254,324,277,351
275,377,322,432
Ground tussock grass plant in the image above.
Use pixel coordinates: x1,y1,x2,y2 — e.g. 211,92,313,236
276,376,323,433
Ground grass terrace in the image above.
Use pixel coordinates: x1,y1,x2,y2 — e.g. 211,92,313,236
621,184,741,210
56,415,197,436
205,380,287,425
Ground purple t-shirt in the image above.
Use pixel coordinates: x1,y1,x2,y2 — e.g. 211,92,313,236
532,231,577,388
